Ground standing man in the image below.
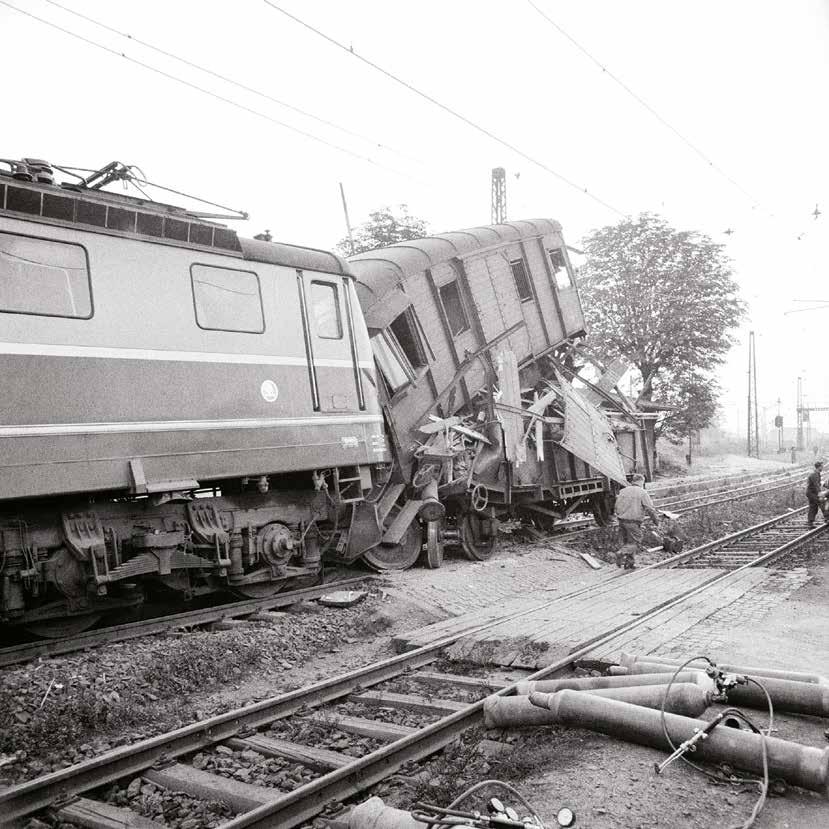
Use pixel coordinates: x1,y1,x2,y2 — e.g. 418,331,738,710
806,461,826,529
614,473,661,569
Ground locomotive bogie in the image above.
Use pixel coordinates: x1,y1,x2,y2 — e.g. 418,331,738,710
0,479,344,628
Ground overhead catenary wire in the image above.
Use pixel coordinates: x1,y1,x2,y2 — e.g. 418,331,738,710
261,0,627,218
525,0,823,243
525,0,766,212
40,0,421,165
0,0,427,186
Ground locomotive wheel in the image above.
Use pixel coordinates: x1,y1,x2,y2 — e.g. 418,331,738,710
25,613,103,639
424,520,444,569
459,512,497,561
362,522,421,571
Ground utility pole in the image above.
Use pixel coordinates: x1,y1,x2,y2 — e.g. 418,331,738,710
491,167,507,224
797,376,804,451
746,331,760,458
339,182,355,256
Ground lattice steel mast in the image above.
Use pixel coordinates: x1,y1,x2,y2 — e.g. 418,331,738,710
491,167,507,224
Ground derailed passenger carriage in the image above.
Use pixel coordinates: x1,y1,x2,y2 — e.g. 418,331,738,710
0,158,393,635
348,219,652,566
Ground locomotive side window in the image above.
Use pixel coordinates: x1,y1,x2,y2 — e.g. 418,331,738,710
438,280,470,336
0,232,92,318
510,259,534,302
549,249,574,290
191,264,264,333
310,280,342,339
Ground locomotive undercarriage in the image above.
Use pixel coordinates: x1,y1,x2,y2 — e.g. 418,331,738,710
0,472,357,637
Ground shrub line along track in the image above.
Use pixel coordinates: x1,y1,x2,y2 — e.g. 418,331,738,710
2,507,826,829
0,577,373,669
0,468,806,667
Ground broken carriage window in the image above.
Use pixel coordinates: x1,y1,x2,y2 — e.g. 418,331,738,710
389,307,429,368
510,259,534,302
549,248,574,290
0,231,92,318
438,279,470,336
310,280,343,339
371,306,432,394
191,264,264,333
371,331,411,393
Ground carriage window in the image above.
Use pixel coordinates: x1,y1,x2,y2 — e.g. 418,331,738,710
0,232,92,318
191,264,264,333
371,332,411,393
310,281,342,339
510,259,534,302
549,249,574,290
439,280,470,336
390,307,428,369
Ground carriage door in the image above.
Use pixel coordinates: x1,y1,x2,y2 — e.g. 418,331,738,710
297,270,362,413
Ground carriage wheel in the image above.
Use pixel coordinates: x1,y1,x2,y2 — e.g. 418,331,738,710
591,493,613,527
459,512,497,561
424,520,444,569
362,522,421,571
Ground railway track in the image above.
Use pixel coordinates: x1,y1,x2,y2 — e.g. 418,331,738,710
3,505,826,829
652,506,825,571
0,468,809,668
0,577,374,669
556,465,806,539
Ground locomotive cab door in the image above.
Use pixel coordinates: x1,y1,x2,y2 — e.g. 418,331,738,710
297,270,363,413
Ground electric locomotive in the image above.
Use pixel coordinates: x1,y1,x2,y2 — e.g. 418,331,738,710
0,158,393,636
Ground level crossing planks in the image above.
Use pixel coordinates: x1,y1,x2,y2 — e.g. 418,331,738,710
402,568,729,669
590,567,770,663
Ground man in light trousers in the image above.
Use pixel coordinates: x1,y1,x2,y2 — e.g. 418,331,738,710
614,473,661,569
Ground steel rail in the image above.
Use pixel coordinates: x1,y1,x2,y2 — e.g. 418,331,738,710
660,476,801,511
3,508,824,826
649,505,814,570
223,518,829,829
558,473,804,542
647,465,809,501
0,575,605,824
0,577,374,669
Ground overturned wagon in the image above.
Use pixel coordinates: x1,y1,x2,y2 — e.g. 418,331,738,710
347,219,651,568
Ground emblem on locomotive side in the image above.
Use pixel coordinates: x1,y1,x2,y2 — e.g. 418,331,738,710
260,380,279,402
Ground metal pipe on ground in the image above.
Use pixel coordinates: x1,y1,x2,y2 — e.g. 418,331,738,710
515,672,714,695
621,660,829,717
618,652,829,687
484,683,713,726
521,690,829,795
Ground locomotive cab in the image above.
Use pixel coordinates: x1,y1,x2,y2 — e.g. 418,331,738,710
0,158,391,636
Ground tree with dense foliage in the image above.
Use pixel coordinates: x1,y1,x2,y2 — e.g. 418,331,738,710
578,213,744,441
336,205,428,256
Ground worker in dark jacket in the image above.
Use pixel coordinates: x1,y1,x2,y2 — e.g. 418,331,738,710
614,474,661,569
806,461,826,528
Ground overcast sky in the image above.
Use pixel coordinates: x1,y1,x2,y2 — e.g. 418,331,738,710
3,0,828,439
